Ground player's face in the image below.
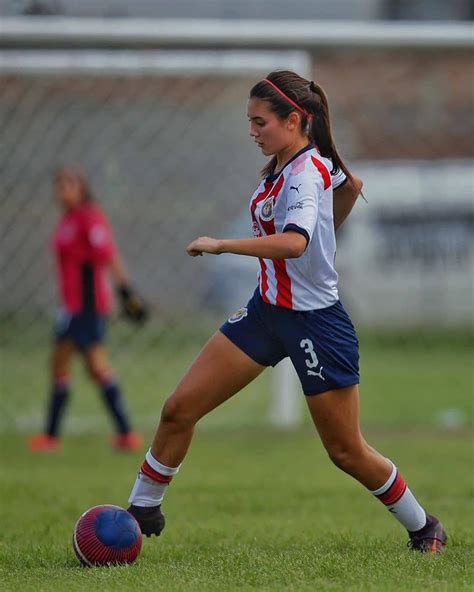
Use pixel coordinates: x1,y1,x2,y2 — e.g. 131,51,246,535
247,97,296,156
54,173,84,210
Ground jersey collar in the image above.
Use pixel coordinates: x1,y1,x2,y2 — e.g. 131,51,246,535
265,142,315,183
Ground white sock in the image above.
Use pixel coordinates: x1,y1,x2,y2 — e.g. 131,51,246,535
370,461,427,532
128,449,180,507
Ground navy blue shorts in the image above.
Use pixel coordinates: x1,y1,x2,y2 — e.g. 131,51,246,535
220,290,359,395
54,310,106,350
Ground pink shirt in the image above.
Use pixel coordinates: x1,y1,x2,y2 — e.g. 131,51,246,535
53,203,116,314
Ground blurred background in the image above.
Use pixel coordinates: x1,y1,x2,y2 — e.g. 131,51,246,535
0,1,473,436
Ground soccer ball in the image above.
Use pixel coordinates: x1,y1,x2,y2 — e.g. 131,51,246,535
73,505,142,566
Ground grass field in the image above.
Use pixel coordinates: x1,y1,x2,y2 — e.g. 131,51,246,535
0,327,473,591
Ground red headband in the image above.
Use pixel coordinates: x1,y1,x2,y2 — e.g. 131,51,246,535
264,78,312,122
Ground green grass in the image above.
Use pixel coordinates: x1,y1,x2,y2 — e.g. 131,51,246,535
0,327,473,590
0,431,473,591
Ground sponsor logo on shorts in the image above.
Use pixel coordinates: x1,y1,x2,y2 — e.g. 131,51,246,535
228,307,248,324
306,367,325,380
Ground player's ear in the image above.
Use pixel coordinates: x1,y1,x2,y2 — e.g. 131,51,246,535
287,111,300,131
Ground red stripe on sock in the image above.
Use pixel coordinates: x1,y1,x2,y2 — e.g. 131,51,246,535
377,472,407,505
140,460,173,484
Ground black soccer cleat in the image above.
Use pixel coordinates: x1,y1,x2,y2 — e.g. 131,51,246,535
127,504,165,537
408,514,447,553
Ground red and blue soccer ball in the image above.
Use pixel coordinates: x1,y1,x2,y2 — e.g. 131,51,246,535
73,505,142,566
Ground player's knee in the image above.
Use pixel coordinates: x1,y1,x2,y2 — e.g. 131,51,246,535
51,357,69,378
325,441,364,474
160,396,196,428
87,366,100,381
52,373,70,386
87,364,111,383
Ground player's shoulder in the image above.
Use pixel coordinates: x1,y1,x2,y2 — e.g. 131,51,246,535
305,149,332,190
77,202,108,224
286,147,318,180
307,149,330,172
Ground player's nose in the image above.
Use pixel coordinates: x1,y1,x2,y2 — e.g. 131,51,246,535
249,124,259,138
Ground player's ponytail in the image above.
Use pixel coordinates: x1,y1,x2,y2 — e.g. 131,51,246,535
250,71,352,180
307,81,352,181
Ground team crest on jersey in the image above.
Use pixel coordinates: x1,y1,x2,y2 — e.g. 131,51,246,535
260,197,275,221
228,307,248,324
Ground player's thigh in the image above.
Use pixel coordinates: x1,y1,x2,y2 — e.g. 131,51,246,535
165,330,265,422
51,340,76,378
305,384,365,450
82,343,112,378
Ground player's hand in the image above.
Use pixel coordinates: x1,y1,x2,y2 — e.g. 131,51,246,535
186,236,223,257
117,284,149,324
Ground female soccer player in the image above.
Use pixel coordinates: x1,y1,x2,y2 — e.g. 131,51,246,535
127,71,447,552
28,167,146,452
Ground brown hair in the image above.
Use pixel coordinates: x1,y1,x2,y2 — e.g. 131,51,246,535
250,70,351,179
54,166,95,202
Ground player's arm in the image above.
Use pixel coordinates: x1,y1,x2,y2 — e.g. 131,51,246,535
333,175,363,231
187,231,307,260
109,251,129,286
86,211,148,324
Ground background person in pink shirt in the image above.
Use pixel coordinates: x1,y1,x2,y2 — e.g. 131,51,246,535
28,166,147,452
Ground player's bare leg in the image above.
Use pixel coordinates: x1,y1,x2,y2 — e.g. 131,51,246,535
52,339,76,379
83,343,112,379
28,340,75,451
306,385,447,552
306,385,391,489
151,331,265,466
83,344,142,451
128,331,265,535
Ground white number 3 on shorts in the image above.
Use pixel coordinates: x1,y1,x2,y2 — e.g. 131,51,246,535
300,338,325,380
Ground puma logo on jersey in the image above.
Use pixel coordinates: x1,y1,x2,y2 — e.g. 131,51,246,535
290,184,302,194
307,366,325,380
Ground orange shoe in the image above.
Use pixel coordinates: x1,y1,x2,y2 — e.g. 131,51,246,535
112,432,143,452
28,433,61,452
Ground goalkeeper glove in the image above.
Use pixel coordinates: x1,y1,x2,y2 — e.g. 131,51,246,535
117,284,149,324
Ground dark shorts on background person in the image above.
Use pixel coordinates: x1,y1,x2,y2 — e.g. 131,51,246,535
54,310,106,350
220,289,359,395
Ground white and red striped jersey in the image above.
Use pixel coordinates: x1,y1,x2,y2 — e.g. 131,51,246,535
250,144,345,311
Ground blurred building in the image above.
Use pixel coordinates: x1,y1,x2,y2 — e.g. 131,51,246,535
0,0,473,20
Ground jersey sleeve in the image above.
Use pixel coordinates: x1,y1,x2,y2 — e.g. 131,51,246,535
331,167,347,190
282,163,323,246
82,206,117,264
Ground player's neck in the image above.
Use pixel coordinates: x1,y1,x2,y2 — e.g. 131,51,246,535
275,138,310,172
